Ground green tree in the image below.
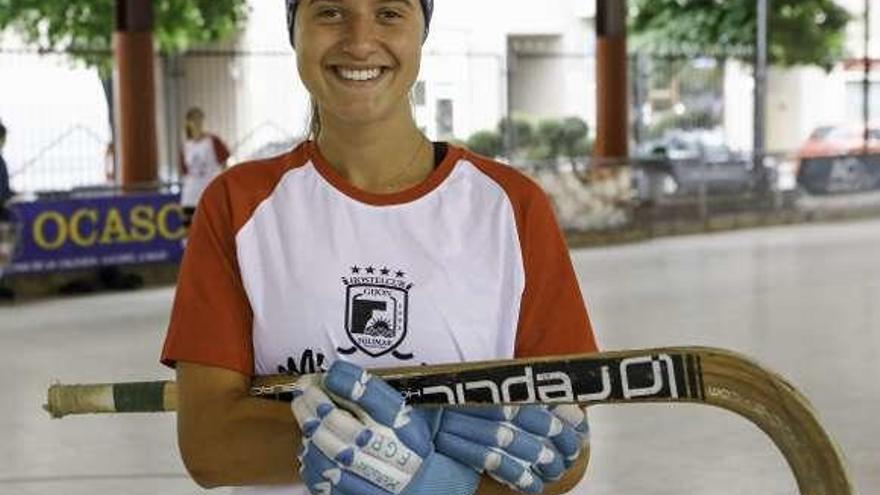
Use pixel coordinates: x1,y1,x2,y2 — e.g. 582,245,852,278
629,0,851,69
0,1,249,75
0,0,248,164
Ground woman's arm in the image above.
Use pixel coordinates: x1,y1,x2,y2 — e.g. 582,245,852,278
176,362,301,488
474,447,590,495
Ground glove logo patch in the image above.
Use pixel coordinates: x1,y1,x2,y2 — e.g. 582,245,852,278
339,266,415,360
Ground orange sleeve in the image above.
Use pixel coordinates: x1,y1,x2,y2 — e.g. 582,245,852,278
161,177,254,375
212,135,231,164
178,148,188,176
513,189,598,358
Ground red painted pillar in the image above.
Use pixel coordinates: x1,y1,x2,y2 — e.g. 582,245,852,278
595,0,629,161
114,0,158,188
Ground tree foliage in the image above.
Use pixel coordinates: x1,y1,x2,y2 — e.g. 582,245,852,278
629,0,852,69
0,0,249,73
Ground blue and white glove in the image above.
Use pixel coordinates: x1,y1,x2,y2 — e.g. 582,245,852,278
435,404,590,493
291,361,480,495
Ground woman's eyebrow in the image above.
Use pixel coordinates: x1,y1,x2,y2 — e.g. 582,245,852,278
309,0,414,5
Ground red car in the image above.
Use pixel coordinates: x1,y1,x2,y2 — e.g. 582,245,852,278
797,125,880,159
796,125,880,194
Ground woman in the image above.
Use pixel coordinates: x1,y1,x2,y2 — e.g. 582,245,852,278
161,1,598,494
179,107,230,227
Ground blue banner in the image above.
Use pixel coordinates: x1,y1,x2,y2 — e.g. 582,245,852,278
4,192,185,275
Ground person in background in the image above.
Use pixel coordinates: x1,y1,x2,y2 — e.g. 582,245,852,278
179,107,230,229
0,121,16,301
104,141,116,185
0,121,13,216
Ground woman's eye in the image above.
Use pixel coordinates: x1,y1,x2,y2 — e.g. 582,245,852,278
317,8,342,19
378,9,403,20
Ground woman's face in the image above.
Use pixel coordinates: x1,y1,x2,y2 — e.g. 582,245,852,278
295,0,425,128
186,115,204,136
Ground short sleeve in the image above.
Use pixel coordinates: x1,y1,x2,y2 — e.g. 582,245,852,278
212,135,231,164
178,148,187,175
161,178,254,375
514,190,598,358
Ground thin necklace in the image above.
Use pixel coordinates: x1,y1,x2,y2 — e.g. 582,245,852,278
378,137,429,191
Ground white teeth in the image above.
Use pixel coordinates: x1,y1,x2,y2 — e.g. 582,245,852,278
337,67,383,81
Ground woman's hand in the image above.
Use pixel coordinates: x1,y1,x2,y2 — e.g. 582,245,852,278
291,361,481,495
435,404,590,493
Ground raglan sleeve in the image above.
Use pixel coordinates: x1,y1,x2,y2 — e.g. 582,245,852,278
514,187,599,358
161,177,254,375
212,135,232,165
178,148,188,175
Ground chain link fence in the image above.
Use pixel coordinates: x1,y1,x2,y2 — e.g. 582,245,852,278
3,46,879,237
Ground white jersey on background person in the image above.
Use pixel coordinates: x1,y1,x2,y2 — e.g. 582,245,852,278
180,134,230,208
162,141,598,495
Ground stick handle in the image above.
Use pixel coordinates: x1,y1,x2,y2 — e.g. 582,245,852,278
45,381,177,418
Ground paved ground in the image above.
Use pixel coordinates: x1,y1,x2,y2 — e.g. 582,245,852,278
1,218,877,494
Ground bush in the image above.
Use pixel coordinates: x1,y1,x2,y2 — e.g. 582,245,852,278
560,117,590,157
465,116,591,161
498,117,536,149
466,130,503,157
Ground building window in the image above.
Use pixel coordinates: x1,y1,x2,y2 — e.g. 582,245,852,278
412,81,426,106
846,81,880,124
436,99,454,139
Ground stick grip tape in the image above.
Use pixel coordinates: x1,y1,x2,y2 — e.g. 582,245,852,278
45,381,172,418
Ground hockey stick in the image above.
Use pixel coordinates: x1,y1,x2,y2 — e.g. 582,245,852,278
44,346,852,494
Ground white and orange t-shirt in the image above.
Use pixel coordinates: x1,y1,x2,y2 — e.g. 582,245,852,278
161,141,597,495
180,134,231,208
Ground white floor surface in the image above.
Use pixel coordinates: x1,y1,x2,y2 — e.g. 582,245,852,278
1,219,877,494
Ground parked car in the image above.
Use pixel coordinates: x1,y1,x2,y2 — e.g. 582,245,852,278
633,131,756,201
796,125,880,194
797,125,880,159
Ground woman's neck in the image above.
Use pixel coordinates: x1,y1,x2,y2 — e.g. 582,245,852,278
316,114,434,194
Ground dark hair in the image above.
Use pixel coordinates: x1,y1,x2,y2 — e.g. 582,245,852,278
308,100,321,139
0,122,6,140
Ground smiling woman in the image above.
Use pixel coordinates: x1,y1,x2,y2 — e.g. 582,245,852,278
288,0,435,192
160,1,599,495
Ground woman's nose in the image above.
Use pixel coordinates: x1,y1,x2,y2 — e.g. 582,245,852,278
341,15,379,59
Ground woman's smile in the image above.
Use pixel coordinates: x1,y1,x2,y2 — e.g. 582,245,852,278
327,65,391,91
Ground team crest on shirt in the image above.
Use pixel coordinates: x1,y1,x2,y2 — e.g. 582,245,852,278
338,266,415,360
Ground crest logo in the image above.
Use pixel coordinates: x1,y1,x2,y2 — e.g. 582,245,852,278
338,266,415,360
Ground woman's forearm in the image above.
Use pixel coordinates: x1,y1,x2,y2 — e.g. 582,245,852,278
176,362,304,489
180,395,301,488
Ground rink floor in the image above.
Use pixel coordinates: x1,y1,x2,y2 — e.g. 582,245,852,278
1,218,878,494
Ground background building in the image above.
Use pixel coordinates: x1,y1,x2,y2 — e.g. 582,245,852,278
2,1,879,192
